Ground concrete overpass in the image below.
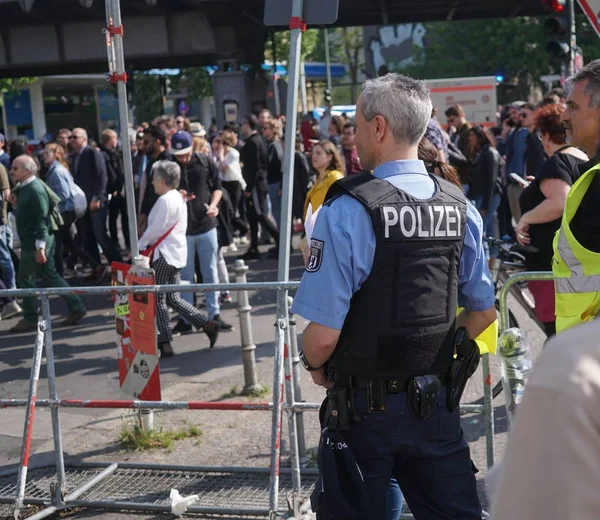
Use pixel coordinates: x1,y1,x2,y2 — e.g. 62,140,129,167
0,0,553,79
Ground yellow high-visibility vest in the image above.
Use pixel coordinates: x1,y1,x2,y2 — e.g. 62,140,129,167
553,164,600,334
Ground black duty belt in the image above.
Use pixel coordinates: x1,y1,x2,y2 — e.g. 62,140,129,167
350,373,449,394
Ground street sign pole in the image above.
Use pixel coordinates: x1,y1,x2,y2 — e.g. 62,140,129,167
324,27,333,96
569,0,577,76
104,0,152,431
264,0,338,512
105,0,139,260
299,59,308,115
271,32,281,117
273,0,304,506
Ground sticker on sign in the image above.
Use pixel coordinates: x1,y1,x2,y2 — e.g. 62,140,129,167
578,0,600,38
264,0,339,26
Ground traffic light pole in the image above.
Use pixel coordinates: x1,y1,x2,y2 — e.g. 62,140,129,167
324,27,333,93
568,0,577,76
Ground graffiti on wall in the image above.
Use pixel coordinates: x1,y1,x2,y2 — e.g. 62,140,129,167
364,24,427,76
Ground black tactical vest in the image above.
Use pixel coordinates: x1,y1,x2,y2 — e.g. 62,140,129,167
324,172,467,380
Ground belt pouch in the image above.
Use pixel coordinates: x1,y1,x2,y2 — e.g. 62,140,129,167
326,387,353,431
408,375,441,419
367,379,387,412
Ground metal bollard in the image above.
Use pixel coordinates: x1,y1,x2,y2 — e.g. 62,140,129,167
234,259,262,394
499,327,533,425
287,297,309,466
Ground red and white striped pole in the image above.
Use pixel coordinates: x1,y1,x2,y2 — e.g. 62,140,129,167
13,321,45,520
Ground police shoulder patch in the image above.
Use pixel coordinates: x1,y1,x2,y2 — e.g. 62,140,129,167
306,239,324,273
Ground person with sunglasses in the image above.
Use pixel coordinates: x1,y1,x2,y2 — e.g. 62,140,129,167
69,128,122,276
516,103,588,338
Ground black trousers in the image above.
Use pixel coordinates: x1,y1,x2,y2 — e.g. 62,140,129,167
222,180,249,235
75,205,123,265
245,187,279,251
55,211,98,275
108,194,130,250
331,389,482,520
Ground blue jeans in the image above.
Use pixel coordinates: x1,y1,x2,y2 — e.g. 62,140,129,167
5,221,13,249
386,478,404,520
180,228,220,319
268,182,282,229
473,194,501,259
0,224,16,290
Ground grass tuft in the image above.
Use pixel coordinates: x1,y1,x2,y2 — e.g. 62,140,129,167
118,420,202,452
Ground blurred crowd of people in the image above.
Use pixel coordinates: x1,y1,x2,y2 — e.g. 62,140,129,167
0,86,575,346
418,88,579,338
0,106,366,353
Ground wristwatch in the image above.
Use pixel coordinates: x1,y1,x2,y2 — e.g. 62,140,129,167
299,350,320,372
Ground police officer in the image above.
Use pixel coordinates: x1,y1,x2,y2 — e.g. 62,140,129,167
552,60,600,333
291,74,496,519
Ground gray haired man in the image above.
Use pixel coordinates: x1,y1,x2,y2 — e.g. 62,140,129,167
291,74,496,518
9,155,86,333
558,59,600,254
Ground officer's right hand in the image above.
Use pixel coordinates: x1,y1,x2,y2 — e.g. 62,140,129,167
311,367,334,389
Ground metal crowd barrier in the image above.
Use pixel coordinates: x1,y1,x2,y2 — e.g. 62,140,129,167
497,270,554,427
0,276,498,519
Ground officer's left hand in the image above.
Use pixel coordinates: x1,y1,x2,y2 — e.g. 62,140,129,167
311,367,334,389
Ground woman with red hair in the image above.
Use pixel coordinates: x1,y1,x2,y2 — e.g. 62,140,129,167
517,103,588,337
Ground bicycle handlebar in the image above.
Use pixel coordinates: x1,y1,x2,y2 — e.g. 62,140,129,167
484,236,540,255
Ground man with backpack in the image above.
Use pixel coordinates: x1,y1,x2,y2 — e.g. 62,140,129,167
169,131,232,335
8,155,85,333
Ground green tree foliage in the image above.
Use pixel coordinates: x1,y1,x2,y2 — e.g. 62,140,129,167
0,78,38,105
132,67,213,122
399,18,552,84
264,28,321,64
398,15,600,94
171,67,213,99
576,15,600,64
338,27,364,103
132,72,161,124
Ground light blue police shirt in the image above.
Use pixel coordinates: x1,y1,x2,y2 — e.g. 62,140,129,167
291,160,496,330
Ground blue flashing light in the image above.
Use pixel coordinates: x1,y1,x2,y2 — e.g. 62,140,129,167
495,75,505,83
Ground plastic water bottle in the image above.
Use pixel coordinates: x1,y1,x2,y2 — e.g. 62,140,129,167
498,328,533,414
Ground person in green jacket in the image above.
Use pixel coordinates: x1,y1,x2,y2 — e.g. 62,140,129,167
9,155,86,333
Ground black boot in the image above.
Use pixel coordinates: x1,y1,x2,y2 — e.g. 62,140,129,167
204,320,221,348
158,341,174,358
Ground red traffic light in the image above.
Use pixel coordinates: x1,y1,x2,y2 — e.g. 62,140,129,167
543,0,566,13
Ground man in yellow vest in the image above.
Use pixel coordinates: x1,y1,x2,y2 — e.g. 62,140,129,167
554,60,600,334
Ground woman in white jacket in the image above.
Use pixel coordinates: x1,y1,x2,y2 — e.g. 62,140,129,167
138,160,220,357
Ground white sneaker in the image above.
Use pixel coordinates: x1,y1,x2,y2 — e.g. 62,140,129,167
2,300,23,320
239,236,249,245
228,243,238,252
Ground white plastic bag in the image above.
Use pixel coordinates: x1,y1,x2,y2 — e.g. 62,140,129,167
71,180,87,219
170,488,199,516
